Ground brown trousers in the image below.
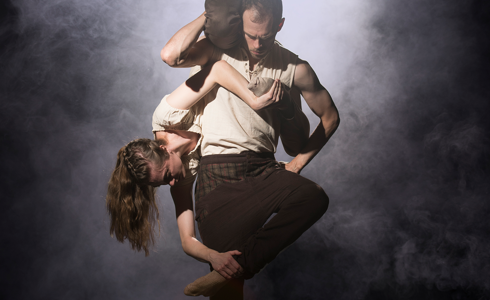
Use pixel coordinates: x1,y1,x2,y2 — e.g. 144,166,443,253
195,152,329,299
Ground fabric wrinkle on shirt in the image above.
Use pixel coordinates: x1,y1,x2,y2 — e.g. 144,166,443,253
152,95,203,187
151,41,301,186
191,41,299,157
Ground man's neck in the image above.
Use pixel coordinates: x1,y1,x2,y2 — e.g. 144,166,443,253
248,56,260,71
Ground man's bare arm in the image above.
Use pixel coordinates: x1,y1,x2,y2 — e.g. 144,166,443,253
160,12,215,68
286,60,340,173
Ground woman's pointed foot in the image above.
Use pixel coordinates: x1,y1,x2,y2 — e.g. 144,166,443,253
183,270,228,297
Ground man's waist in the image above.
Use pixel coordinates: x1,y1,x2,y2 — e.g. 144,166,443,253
201,140,276,157
200,151,275,165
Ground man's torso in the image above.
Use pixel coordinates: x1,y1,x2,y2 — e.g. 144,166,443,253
193,41,299,156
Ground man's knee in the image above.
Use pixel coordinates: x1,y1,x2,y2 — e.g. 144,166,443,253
298,182,329,215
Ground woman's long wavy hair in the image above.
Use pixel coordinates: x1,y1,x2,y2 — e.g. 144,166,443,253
106,138,168,256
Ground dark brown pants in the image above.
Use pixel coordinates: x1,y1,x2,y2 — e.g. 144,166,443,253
195,152,329,299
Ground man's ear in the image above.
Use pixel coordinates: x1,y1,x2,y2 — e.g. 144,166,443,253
159,144,166,150
277,17,285,32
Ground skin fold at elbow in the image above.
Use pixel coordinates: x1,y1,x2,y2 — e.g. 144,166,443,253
326,113,340,135
181,239,192,256
160,47,180,67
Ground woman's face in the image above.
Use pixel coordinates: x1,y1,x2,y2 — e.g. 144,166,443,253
148,152,185,187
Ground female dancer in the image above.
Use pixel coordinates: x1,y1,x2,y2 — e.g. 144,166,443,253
106,60,285,281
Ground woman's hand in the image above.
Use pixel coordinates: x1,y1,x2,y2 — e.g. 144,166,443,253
208,250,244,280
248,78,284,110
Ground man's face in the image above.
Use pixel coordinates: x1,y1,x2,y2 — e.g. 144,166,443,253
242,9,279,60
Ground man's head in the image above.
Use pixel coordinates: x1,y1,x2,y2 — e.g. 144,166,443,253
242,0,285,60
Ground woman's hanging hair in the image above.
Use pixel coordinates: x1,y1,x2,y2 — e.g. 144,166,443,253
106,138,168,256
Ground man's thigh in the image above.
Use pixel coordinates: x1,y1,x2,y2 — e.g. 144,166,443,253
196,169,315,252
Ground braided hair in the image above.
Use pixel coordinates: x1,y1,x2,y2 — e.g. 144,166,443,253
106,138,168,256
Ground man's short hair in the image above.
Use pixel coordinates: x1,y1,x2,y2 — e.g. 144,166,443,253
242,0,283,27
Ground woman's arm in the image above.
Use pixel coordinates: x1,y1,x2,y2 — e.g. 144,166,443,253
166,60,282,111
170,184,243,279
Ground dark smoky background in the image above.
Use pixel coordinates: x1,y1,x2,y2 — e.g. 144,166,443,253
1,0,489,299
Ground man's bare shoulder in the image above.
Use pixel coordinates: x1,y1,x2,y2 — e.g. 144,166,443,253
293,59,320,92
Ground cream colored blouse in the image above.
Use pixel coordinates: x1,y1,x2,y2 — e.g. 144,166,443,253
152,95,203,187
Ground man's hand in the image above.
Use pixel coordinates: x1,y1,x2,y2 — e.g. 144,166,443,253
208,250,244,280
279,161,302,174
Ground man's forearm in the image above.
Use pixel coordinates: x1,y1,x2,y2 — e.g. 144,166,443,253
160,12,206,67
287,110,339,173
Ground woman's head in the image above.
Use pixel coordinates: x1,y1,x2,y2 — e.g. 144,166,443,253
106,138,169,256
124,137,185,187
122,138,169,184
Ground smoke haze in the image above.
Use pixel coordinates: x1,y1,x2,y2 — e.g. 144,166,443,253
1,0,489,299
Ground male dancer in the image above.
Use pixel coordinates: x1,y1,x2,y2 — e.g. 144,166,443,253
161,0,340,298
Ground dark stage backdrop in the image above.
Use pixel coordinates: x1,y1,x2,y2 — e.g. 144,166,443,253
1,0,489,299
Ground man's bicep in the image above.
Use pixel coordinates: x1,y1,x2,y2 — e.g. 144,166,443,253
294,61,336,117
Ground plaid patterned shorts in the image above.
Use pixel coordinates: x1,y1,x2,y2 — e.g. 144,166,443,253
195,151,280,223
